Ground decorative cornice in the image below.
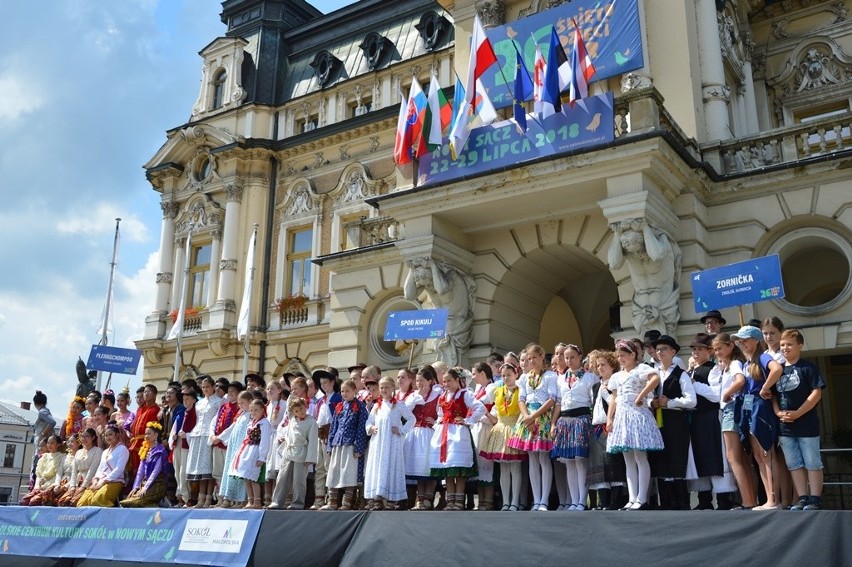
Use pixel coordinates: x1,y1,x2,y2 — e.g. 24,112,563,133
161,201,179,220
220,259,238,271
156,272,173,284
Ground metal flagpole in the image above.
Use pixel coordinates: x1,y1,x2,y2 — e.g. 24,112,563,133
172,224,194,384
240,225,259,380
97,218,121,392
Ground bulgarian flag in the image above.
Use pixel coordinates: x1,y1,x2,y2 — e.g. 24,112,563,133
416,74,452,157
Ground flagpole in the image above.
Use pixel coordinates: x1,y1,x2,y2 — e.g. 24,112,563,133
241,224,259,380
96,218,121,392
172,224,194,384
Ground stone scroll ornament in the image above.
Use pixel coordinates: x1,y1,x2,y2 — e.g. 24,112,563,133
403,258,476,367
607,218,682,336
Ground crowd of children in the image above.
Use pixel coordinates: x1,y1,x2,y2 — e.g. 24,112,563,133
22,313,827,512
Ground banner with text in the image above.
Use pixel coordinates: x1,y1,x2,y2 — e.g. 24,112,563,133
384,309,449,341
86,344,142,375
482,0,643,109
691,255,785,312
419,92,613,185
0,507,262,566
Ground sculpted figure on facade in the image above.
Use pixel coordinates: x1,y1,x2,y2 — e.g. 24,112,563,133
607,218,682,336
403,257,475,366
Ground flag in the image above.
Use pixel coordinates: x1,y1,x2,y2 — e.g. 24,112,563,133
450,15,498,158
393,86,409,165
167,230,193,341
416,74,451,157
236,227,257,341
541,27,569,118
448,74,468,159
403,78,428,162
512,46,533,132
474,79,497,125
532,39,546,115
569,19,596,106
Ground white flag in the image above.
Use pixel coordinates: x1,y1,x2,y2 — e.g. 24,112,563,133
236,228,257,340
167,230,193,341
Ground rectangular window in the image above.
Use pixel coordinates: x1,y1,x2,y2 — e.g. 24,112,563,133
3,444,15,468
298,115,319,132
188,243,211,308
286,228,313,296
351,100,372,118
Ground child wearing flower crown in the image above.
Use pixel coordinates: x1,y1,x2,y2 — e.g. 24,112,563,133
230,399,272,509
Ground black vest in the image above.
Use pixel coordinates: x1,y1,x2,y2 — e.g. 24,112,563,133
661,365,685,400
690,361,717,412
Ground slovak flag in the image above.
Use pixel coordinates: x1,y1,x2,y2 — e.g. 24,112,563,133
532,39,546,115
399,78,428,164
569,19,596,106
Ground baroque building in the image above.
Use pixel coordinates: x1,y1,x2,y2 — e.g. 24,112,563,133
137,0,852,447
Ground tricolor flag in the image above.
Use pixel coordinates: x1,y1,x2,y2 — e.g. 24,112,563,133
512,46,533,132
540,27,569,118
474,78,497,125
393,86,410,165
403,78,428,162
568,19,596,107
449,14,498,158
416,74,452,157
532,39,546,115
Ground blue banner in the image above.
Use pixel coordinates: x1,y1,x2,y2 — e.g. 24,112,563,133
482,0,643,109
0,507,262,566
419,92,613,185
86,344,142,375
691,255,785,312
384,309,449,341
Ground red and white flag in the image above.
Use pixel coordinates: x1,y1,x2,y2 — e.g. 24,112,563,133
569,20,596,106
532,40,546,115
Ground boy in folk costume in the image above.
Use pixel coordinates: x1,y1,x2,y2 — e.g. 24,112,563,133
268,397,318,510
322,380,368,510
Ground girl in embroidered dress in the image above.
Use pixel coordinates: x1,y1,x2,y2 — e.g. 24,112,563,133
406,365,442,510
364,377,415,510
428,368,485,511
587,351,627,509
606,339,664,510
480,363,527,511
215,390,253,508
507,344,559,512
323,380,368,510
77,425,130,508
470,362,497,510
230,399,272,509
551,344,598,511
264,381,286,505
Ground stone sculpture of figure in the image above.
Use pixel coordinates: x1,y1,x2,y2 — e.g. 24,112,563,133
75,357,96,398
403,257,476,367
607,218,682,336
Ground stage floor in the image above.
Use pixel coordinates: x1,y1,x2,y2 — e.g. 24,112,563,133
1,508,849,567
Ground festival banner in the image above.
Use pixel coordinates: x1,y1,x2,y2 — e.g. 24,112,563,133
418,92,613,186
482,0,643,109
690,255,785,312
384,308,449,341
0,507,262,566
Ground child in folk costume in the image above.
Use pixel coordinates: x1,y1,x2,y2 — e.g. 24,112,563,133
406,365,442,510
269,397,318,510
364,377,415,510
551,344,598,511
312,371,342,509
323,379,368,510
588,351,627,510
264,380,286,505
507,344,559,512
480,362,527,511
470,362,497,510
213,391,253,508
606,339,664,510
230,399,273,509
119,422,167,508
429,368,486,511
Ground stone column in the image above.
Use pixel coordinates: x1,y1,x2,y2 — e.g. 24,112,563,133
741,34,759,135
155,201,178,313
207,228,222,308
699,1,731,142
216,183,243,305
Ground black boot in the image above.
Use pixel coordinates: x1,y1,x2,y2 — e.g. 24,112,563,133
608,485,626,510
596,488,611,510
657,481,672,510
673,480,690,510
694,490,714,510
715,492,735,510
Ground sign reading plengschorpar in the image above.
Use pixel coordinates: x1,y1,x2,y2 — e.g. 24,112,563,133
690,255,785,312
86,345,142,375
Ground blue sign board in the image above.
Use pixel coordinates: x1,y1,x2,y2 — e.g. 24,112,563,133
418,92,614,186
0,507,262,566
482,0,643,109
691,255,785,312
86,344,142,375
384,309,449,341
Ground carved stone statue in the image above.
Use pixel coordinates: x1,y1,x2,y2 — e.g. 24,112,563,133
404,258,476,367
75,357,96,397
607,218,682,336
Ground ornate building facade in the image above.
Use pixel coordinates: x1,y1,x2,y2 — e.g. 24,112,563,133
137,0,852,444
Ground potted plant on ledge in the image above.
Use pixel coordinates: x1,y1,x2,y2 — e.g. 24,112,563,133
274,294,308,325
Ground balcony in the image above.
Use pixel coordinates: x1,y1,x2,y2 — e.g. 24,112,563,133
270,297,326,330
342,215,403,248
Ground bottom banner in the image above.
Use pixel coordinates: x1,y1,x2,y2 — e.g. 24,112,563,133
0,507,262,566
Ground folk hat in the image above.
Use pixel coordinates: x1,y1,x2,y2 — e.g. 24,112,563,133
690,333,713,348
651,334,681,352
347,362,367,373
700,310,727,325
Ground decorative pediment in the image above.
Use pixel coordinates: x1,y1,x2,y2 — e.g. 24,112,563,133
145,124,243,176
174,193,224,238
191,37,249,118
768,37,852,98
279,178,320,220
331,163,381,206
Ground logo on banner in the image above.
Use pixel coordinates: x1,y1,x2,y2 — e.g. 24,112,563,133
179,520,247,554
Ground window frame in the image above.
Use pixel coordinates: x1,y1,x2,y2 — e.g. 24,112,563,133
188,241,212,309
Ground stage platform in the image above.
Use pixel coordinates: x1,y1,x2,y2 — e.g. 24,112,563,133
1,507,849,567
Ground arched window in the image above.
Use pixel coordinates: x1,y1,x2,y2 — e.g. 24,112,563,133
212,69,226,110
